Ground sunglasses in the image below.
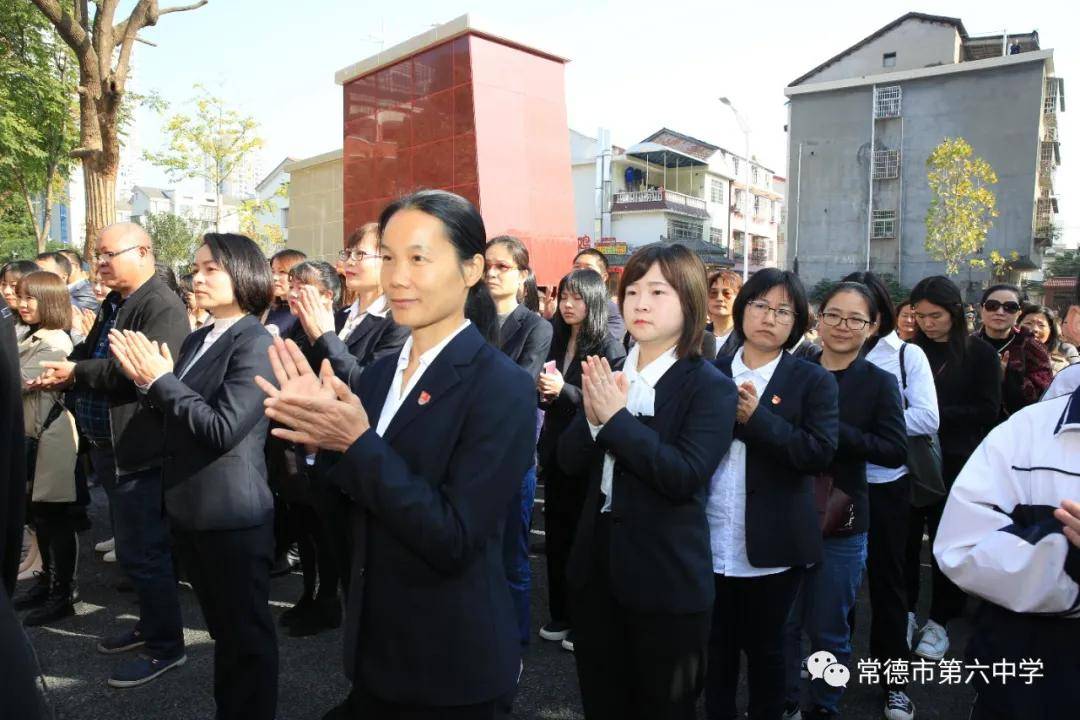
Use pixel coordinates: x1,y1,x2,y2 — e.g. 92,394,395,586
982,300,1021,314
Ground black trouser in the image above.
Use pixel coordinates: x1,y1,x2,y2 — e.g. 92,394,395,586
572,515,710,720
966,603,1080,720
290,501,339,603
345,682,510,719
542,465,587,626
705,569,804,720
313,483,352,598
867,476,912,688
173,522,278,720
30,504,79,597
905,455,969,625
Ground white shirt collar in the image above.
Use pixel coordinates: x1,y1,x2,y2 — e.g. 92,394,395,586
395,320,471,371
624,344,679,388
348,294,389,322
881,330,904,350
204,313,245,340
731,346,782,383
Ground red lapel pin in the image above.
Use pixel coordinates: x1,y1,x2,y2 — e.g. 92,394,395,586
771,394,781,405
418,391,431,406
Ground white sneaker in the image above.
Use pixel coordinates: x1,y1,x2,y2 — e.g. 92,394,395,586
884,689,915,720
906,612,917,650
95,537,115,553
103,549,117,563
913,619,949,660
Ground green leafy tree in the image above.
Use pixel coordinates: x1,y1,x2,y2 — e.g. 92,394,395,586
138,211,199,270
27,0,208,259
1045,249,1080,278
144,84,264,231
924,137,999,276
0,2,78,251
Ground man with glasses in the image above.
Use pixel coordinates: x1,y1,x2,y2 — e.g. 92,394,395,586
28,222,189,688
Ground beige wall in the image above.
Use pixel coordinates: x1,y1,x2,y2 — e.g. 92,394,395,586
284,150,343,262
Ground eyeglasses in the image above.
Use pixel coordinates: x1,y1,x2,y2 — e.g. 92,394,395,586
982,299,1021,314
338,249,380,262
96,245,145,264
485,261,517,274
820,311,872,331
746,299,796,325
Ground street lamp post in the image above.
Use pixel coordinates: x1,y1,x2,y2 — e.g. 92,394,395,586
720,97,752,282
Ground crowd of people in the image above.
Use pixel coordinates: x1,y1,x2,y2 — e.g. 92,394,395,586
0,187,1078,720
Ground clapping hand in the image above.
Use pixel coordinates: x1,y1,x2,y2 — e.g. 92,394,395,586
296,285,337,344
109,330,174,386
254,337,370,453
581,356,628,425
1055,499,1080,549
27,360,76,390
736,381,759,424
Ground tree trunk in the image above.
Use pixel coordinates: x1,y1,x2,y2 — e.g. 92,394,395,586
83,158,116,262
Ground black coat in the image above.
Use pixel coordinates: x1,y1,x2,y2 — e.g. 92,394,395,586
819,357,907,535
715,352,838,567
147,315,275,531
0,309,25,594
557,357,737,614
308,305,409,387
498,304,553,381
69,276,189,471
537,333,626,472
326,324,535,706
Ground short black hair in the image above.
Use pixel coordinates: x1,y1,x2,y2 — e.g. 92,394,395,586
980,283,1024,306
819,281,880,326
841,270,896,339
289,260,342,306
202,233,273,316
573,248,610,272
732,268,809,350
36,251,71,279
269,248,307,267
910,275,968,361
1019,304,1061,352
58,248,85,271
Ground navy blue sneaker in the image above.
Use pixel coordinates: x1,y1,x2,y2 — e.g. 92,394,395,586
107,653,186,688
97,628,145,655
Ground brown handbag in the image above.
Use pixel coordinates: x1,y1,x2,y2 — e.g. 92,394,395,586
814,472,857,537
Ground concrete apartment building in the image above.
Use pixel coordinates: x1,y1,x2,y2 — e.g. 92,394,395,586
784,12,1065,298
571,128,785,276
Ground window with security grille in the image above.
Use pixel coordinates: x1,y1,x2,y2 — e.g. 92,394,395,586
668,218,703,242
872,210,896,238
874,86,901,118
711,180,724,204
753,195,763,216
873,149,900,179
709,227,725,245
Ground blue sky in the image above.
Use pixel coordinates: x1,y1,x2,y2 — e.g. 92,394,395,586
127,0,1076,244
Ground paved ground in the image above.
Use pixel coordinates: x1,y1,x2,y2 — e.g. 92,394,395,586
17,485,978,719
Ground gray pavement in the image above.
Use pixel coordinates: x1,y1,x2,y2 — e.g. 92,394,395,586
16,486,978,719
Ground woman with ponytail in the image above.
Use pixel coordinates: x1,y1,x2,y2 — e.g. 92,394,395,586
255,190,536,718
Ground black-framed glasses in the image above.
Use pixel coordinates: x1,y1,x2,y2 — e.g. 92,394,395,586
338,249,380,262
982,299,1021,314
96,245,145,264
820,311,872,331
745,299,797,325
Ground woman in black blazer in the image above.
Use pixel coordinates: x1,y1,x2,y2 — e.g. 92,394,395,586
557,244,736,719
486,235,554,650
257,190,536,718
706,268,839,720
536,267,626,649
782,282,907,718
110,233,278,720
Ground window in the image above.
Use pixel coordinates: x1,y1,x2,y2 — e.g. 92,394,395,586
872,149,900,179
731,157,740,175
711,180,725,204
874,86,902,119
733,190,747,213
753,195,763,217
872,210,896,239
667,218,703,242
709,227,725,245
883,52,897,68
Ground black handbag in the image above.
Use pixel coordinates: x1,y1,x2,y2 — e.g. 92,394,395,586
899,343,946,507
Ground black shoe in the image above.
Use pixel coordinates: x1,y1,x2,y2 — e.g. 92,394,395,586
280,595,313,628
270,553,299,578
13,574,51,611
23,589,74,627
317,595,342,629
539,620,571,642
289,606,331,637
804,706,837,719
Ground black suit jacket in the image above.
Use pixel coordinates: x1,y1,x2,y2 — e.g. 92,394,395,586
537,333,626,472
498,304,553,381
715,352,838,567
822,357,907,535
309,304,409,387
557,357,736,613
147,315,275,531
0,310,25,594
326,324,535,706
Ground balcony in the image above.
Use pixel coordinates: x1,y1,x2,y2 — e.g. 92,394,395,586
611,188,709,219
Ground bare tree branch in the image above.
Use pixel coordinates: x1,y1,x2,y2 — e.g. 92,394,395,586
135,36,159,47
156,1,209,18
28,0,89,54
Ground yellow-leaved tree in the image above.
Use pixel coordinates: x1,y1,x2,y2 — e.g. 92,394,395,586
924,137,999,276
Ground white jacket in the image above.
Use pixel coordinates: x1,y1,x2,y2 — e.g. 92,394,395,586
933,387,1080,617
